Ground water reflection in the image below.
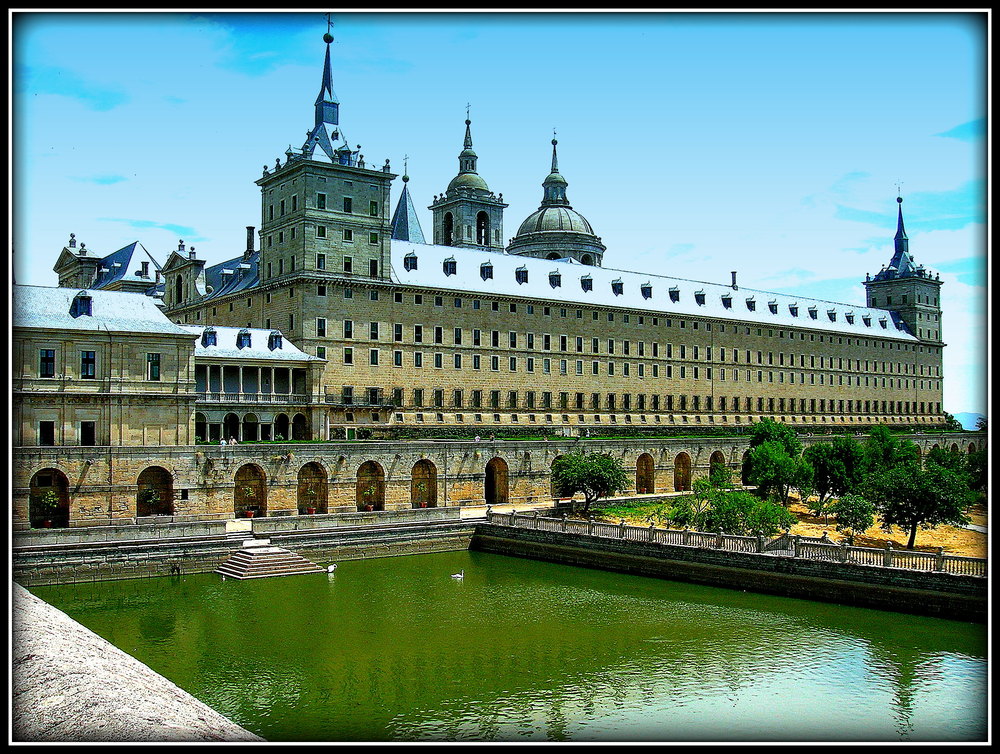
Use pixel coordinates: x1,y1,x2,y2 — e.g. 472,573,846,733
28,550,986,742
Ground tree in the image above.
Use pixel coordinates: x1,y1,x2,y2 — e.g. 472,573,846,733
829,493,875,539
974,416,987,431
747,440,813,503
862,425,920,477
551,452,629,513
802,443,846,515
967,449,987,496
941,412,964,431
863,464,974,549
748,417,802,457
829,435,865,497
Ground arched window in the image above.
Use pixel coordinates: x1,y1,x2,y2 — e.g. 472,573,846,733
476,212,490,246
298,462,328,514
137,466,174,517
411,460,438,508
636,453,655,494
673,453,692,492
29,469,70,529
234,464,267,518
357,461,386,511
485,457,509,505
443,213,455,246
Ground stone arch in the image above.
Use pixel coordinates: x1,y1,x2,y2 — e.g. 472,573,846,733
673,452,692,492
297,462,328,514
741,450,752,485
136,466,174,517
951,443,960,454
292,413,309,441
357,461,385,511
411,459,438,508
476,211,490,246
195,412,208,442
274,413,290,442
443,212,455,246
932,443,941,451
636,453,655,494
234,463,267,518
223,413,240,443
241,413,260,442
485,457,509,506
968,443,977,455
29,468,70,529
709,450,727,484
545,252,562,260
581,254,594,266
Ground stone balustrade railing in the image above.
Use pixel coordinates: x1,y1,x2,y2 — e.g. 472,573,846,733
486,510,987,578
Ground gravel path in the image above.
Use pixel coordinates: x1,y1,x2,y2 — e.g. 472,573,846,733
11,582,264,742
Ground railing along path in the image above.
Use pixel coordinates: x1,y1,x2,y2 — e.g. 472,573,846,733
486,509,987,578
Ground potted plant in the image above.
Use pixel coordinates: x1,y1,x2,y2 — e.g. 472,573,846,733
137,487,161,517
32,489,60,528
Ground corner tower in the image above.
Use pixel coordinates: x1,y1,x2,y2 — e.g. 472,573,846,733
429,118,507,250
864,196,944,343
255,31,397,284
507,137,605,266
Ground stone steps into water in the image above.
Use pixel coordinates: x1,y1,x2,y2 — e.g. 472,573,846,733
215,539,324,580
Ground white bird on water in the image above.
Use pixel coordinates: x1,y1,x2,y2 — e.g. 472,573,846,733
451,570,464,579
327,564,338,573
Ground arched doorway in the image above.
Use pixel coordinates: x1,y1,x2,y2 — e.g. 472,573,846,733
223,413,240,443
636,453,655,494
411,460,438,508
274,413,290,442
195,412,207,443
709,451,727,484
485,457,509,506
29,469,70,529
951,443,960,454
241,413,259,442
673,453,692,492
292,413,308,441
357,461,385,511
969,443,977,455
137,466,174,517
234,464,267,518
740,450,752,485
297,462,328,514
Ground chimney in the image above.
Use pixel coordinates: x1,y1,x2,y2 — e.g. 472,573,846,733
731,271,738,290
245,226,255,260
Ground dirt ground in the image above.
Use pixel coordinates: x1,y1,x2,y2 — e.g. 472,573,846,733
786,496,988,558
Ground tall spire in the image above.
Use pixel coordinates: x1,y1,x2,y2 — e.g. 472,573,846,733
541,137,569,206
459,114,478,175
894,195,909,255
314,26,340,127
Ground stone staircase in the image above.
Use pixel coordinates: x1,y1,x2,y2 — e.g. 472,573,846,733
215,539,325,580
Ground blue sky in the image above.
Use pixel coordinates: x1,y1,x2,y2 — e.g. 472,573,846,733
11,11,988,416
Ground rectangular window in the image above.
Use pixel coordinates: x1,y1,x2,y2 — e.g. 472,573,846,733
343,256,353,273
80,421,96,447
344,347,354,364
370,200,379,216
370,322,379,340
146,353,161,381
369,349,379,366
317,193,327,210
317,253,326,270
343,197,353,213
39,421,56,446
39,349,55,378
414,325,423,343
343,228,353,242
344,320,354,338
317,224,326,238
317,318,327,337
80,351,96,379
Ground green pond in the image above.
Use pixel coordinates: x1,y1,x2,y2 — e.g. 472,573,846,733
29,550,986,742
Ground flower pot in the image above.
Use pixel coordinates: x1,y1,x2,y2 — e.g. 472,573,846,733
363,505,373,512
419,502,427,508
305,507,316,515
244,510,255,518
41,519,52,528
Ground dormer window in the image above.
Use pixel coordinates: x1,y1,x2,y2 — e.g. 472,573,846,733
721,294,732,309
549,271,562,288
845,312,855,324
745,297,756,312
443,257,457,276
669,287,680,303
808,306,818,320
69,290,92,318
827,309,837,322
768,300,778,314
694,290,706,306
581,275,593,292
515,266,529,285
268,331,283,351
789,304,799,317
403,252,418,271
641,283,652,300
879,317,888,329
480,262,494,281
611,279,624,296
201,327,217,347
236,329,252,349
862,315,872,327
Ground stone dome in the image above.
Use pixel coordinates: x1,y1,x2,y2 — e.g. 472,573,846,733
516,205,596,237
447,171,490,193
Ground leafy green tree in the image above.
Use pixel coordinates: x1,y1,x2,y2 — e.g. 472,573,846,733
967,449,987,495
925,446,969,477
974,416,987,431
829,493,875,539
747,441,813,503
802,443,845,510
941,412,964,431
748,417,802,456
862,425,920,477
863,464,974,549
702,489,796,537
829,435,866,497
551,452,629,513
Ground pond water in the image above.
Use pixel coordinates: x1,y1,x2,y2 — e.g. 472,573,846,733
29,550,986,742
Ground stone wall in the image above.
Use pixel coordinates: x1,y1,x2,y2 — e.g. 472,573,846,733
471,523,987,622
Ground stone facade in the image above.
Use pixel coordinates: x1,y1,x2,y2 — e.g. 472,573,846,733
11,434,984,530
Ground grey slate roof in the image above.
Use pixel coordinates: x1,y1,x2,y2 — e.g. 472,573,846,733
181,325,321,362
202,251,260,299
13,285,194,336
90,241,161,291
390,182,426,244
388,240,918,341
